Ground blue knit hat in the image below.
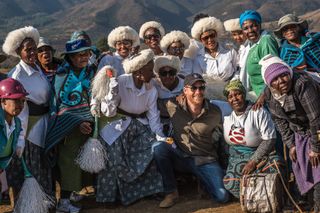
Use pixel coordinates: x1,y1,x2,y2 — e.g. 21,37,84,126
239,10,262,27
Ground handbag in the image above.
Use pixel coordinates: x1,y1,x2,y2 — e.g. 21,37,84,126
240,173,284,213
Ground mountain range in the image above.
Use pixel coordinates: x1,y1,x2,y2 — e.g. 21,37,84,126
0,0,319,52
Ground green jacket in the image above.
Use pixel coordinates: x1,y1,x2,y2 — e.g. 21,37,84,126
0,107,22,169
246,32,279,96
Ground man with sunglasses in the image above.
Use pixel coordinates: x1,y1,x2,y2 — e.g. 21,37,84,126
154,73,229,208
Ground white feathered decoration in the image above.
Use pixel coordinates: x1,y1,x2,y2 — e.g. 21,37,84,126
91,65,117,102
14,158,54,213
75,116,107,173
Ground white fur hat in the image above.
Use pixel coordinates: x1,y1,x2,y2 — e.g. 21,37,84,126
191,17,224,41
123,49,154,74
139,21,165,39
107,26,140,49
154,55,181,76
2,26,40,57
160,30,190,53
223,18,241,32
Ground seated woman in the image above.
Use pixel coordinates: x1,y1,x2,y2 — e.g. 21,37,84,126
92,49,164,205
160,31,193,77
45,38,95,212
153,55,183,135
191,16,238,82
139,21,165,56
261,55,320,211
222,79,281,198
98,26,140,76
274,14,320,72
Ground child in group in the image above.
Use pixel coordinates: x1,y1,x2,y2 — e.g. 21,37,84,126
0,78,28,204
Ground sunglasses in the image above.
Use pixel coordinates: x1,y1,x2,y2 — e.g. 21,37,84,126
200,33,216,41
187,85,206,92
159,69,177,77
144,34,161,40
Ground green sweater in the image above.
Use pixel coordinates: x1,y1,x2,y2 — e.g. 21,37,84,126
246,33,279,96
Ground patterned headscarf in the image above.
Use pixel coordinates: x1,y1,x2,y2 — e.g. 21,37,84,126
223,79,246,98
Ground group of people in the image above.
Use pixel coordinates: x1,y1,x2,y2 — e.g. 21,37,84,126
0,8,319,213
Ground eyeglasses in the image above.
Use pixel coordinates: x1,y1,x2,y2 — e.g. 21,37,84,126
187,85,206,92
159,69,177,77
144,34,161,40
200,33,216,42
168,46,185,53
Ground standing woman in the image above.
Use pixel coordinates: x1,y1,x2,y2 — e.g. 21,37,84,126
191,16,238,82
239,10,279,101
45,39,95,212
261,55,320,212
98,26,140,76
93,49,164,205
2,26,53,196
139,21,165,56
37,37,61,83
160,30,193,77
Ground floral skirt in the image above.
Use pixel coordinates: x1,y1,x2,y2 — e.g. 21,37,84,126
96,119,163,205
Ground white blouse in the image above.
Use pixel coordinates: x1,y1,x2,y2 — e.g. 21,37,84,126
97,52,126,76
100,74,164,137
8,60,51,148
152,77,184,99
193,44,238,81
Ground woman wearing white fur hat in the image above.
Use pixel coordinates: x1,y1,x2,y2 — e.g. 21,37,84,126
224,18,251,95
93,49,164,205
98,25,140,76
160,30,194,77
140,21,165,56
153,55,184,136
191,16,238,83
2,26,53,198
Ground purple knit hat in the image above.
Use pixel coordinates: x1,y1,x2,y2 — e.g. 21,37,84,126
264,63,291,86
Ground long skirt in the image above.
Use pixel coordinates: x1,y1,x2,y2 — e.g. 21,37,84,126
293,133,320,194
223,145,281,198
6,141,53,197
58,128,93,192
96,119,163,205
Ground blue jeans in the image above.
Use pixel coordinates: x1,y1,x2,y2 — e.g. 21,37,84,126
154,142,229,203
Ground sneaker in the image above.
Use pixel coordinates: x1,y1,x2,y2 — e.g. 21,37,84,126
69,191,84,202
159,190,179,208
56,199,81,213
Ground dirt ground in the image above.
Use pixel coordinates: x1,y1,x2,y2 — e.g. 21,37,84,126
0,179,242,213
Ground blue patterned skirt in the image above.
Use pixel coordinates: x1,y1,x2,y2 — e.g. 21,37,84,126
96,119,163,205
223,145,281,198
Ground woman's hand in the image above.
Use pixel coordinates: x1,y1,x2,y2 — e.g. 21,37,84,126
252,93,265,111
309,150,320,168
289,146,297,162
79,122,92,135
242,160,257,175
